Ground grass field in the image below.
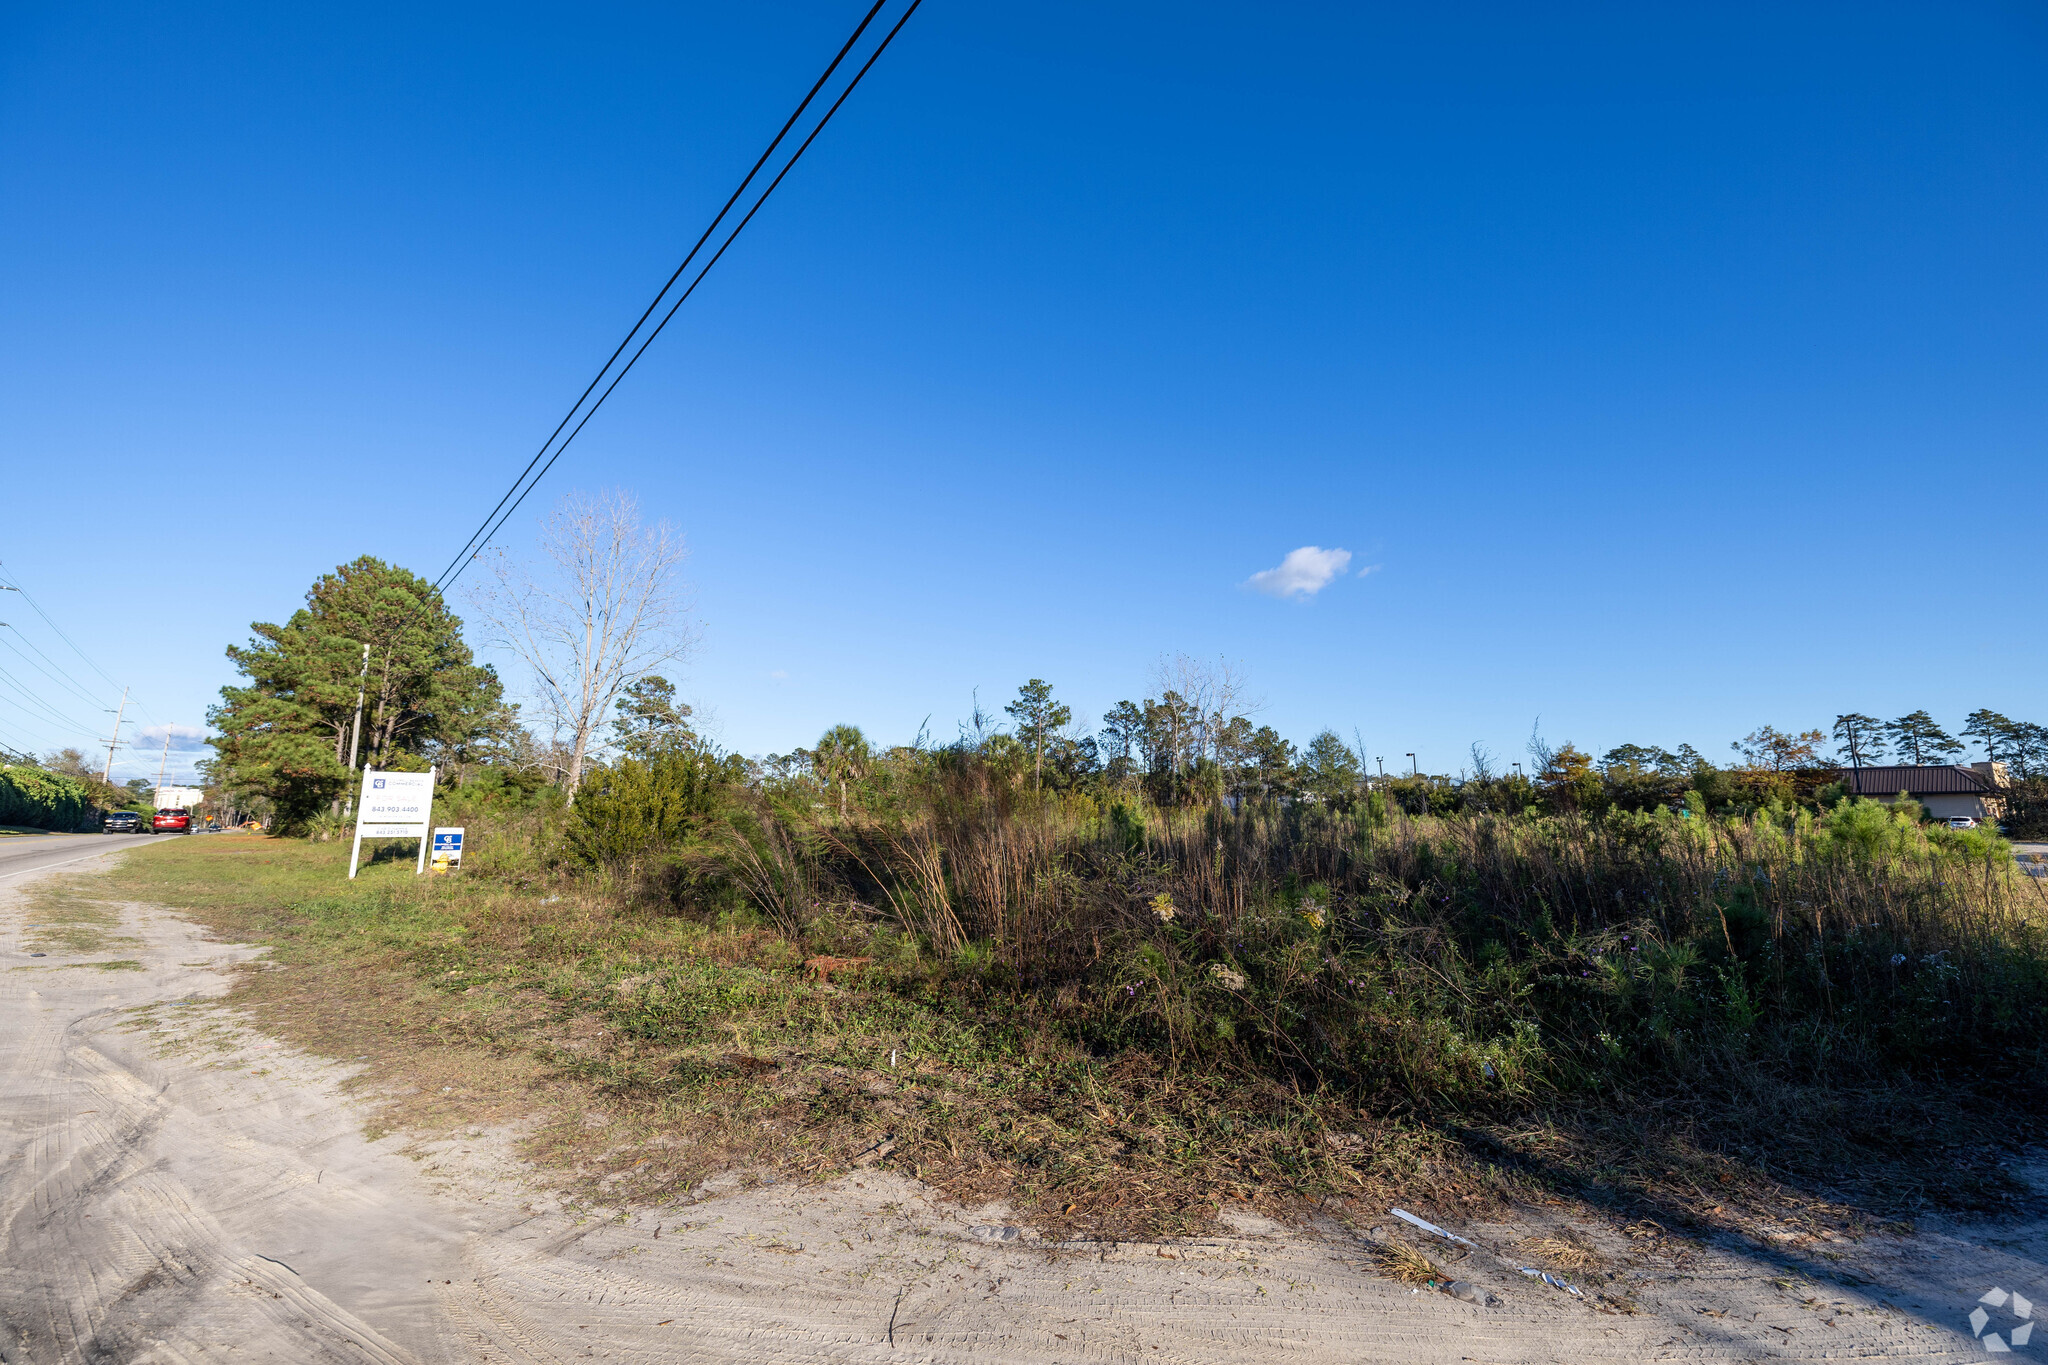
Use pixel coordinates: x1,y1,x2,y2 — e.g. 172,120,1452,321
76,826,2039,1241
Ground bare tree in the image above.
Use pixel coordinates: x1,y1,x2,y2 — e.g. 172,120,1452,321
1526,717,1556,779
469,489,695,801
1151,653,1260,767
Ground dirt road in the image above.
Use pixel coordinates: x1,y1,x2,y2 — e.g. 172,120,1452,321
2,845,2037,1362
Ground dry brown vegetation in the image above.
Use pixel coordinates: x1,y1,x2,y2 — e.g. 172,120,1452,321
1518,1231,1603,1275
1370,1238,1444,1284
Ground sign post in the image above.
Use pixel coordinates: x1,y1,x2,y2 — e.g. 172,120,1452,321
430,827,464,875
347,767,437,880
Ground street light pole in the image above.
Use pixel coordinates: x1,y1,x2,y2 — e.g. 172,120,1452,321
1406,752,1417,777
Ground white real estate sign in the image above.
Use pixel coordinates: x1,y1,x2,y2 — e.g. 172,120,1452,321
348,767,437,880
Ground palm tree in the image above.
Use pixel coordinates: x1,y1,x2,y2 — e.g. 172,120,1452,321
811,724,870,818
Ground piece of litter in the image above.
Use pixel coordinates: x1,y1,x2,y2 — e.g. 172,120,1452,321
1445,1280,1498,1306
1517,1266,1585,1298
1389,1208,1476,1248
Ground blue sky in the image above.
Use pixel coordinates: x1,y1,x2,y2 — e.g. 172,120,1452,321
3,1,2044,783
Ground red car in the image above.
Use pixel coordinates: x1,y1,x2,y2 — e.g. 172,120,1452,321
152,807,192,834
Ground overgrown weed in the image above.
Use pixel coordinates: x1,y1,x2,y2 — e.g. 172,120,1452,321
88,788,2048,1242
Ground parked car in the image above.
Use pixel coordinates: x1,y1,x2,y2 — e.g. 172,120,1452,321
152,807,192,834
101,810,148,834
1945,816,1979,830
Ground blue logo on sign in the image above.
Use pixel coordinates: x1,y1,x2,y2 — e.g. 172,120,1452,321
372,778,386,789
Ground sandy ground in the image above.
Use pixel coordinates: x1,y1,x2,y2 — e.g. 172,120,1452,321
3,845,2044,1364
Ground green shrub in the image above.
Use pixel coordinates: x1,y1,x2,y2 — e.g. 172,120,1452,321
0,765,93,831
564,751,747,870
1108,798,1146,857
1813,796,1920,864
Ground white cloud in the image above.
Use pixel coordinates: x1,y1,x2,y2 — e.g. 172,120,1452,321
133,723,210,751
1246,546,1353,599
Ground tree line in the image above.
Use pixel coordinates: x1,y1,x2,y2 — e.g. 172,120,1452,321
757,679,2044,828
198,489,2041,839
206,551,2045,832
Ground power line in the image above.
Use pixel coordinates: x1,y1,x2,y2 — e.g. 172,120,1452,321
0,719,39,760
0,660,109,735
0,630,110,712
0,694,105,745
4,6,925,784
434,0,923,594
433,0,893,589
0,563,176,747
0,562,129,701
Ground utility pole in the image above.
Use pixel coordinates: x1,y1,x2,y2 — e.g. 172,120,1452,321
102,685,129,783
155,726,172,801
344,643,370,815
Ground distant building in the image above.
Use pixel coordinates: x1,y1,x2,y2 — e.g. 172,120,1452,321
154,785,205,810
1840,763,2007,823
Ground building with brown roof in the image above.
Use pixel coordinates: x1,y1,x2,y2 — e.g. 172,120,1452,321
1841,762,2008,823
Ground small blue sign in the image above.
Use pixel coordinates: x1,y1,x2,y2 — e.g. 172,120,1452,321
429,826,465,875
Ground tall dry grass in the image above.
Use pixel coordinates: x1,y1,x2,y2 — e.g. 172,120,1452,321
723,774,2048,1113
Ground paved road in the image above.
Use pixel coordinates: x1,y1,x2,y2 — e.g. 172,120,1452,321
0,833,161,884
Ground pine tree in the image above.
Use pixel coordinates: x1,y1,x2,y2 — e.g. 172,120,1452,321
609,675,698,760
209,558,502,830
1004,679,1071,790
1298,730,1362,807
1884,710,1963,765
1831,713,1887,769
